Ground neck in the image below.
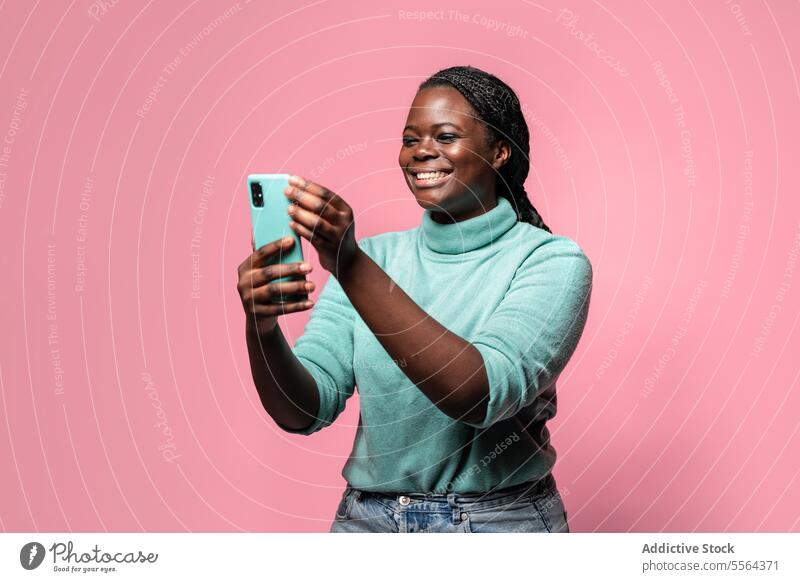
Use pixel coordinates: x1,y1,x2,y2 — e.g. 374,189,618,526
429,196,499,224
420,195,518,255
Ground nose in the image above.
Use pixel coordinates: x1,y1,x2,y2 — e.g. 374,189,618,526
412,137,438,161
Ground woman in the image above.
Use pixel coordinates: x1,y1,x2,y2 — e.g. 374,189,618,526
237,65,592,533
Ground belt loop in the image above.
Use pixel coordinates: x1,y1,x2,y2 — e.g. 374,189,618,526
446,493,461,525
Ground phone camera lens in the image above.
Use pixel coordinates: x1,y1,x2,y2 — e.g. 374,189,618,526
250,182,264,207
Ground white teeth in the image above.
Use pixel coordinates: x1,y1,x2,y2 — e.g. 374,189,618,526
415,171,448,180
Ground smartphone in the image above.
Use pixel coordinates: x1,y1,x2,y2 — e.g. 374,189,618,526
247,173,307,303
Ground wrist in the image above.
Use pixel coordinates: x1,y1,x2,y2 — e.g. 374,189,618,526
246,316,279,340
334,245,366,283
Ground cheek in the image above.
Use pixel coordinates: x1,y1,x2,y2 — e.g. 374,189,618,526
398,147,415,168
447,144,483,173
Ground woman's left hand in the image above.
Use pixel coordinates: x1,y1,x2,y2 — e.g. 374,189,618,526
284,175,360,278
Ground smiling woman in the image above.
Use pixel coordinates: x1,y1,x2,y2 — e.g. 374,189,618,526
400,86,507,221
237,65,592,534
402,67,552,231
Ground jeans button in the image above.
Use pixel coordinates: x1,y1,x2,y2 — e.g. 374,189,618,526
399,495,410,506
460,512,468,521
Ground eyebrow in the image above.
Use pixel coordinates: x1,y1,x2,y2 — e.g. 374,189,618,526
403,122,462,132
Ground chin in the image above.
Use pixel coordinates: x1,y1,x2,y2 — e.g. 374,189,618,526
413,196,438,209
410,188,456,212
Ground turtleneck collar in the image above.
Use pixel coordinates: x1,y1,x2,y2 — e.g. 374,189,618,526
420,195,518,255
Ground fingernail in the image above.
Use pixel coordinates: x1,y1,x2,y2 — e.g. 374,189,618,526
299,263,311,272
283,236,292,244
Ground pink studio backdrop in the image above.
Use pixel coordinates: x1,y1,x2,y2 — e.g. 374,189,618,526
1,0,798,533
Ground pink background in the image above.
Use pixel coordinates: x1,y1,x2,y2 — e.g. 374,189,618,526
1,0,798,532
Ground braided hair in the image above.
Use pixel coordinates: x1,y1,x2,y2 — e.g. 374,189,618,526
418,65,551,233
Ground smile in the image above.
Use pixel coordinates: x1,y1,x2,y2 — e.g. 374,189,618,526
408,168,453,188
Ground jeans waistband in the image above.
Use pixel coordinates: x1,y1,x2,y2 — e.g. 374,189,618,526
358,473,555,504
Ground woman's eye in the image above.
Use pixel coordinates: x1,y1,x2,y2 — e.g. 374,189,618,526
437,134,457,143
402,136,418,146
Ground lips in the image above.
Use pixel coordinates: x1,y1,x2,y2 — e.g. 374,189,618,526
408,167,453,188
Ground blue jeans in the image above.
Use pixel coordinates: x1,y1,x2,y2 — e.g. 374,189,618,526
330,473,569,533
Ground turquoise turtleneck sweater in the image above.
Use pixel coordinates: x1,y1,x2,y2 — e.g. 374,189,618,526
286,195,593,494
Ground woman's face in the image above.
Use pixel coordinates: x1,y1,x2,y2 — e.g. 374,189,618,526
399,86,509,222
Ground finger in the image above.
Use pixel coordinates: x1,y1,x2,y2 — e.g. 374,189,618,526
288,174,330,198
257,279,314,303
287,204,338,242
245,263,313,289
289,218,325,247
287,175,344,211
251,230,255,252
251,235,295,268
284,186,341,224
252,298,314,317
286,187,340,220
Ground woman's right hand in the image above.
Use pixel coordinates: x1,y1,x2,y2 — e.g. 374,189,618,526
237,234,315,336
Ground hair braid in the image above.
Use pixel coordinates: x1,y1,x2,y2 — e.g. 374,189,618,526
418,65,552,233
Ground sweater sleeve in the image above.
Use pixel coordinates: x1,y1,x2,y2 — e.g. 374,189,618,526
465,237,593,429
277,273,356,435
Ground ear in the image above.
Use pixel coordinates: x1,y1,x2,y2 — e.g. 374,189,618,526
491,139,511,171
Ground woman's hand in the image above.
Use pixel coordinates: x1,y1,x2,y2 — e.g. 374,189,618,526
237,233,315,336
284,175,360,278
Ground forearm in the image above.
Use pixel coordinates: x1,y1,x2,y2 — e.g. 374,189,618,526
245,319,321,431
336,248,489,423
